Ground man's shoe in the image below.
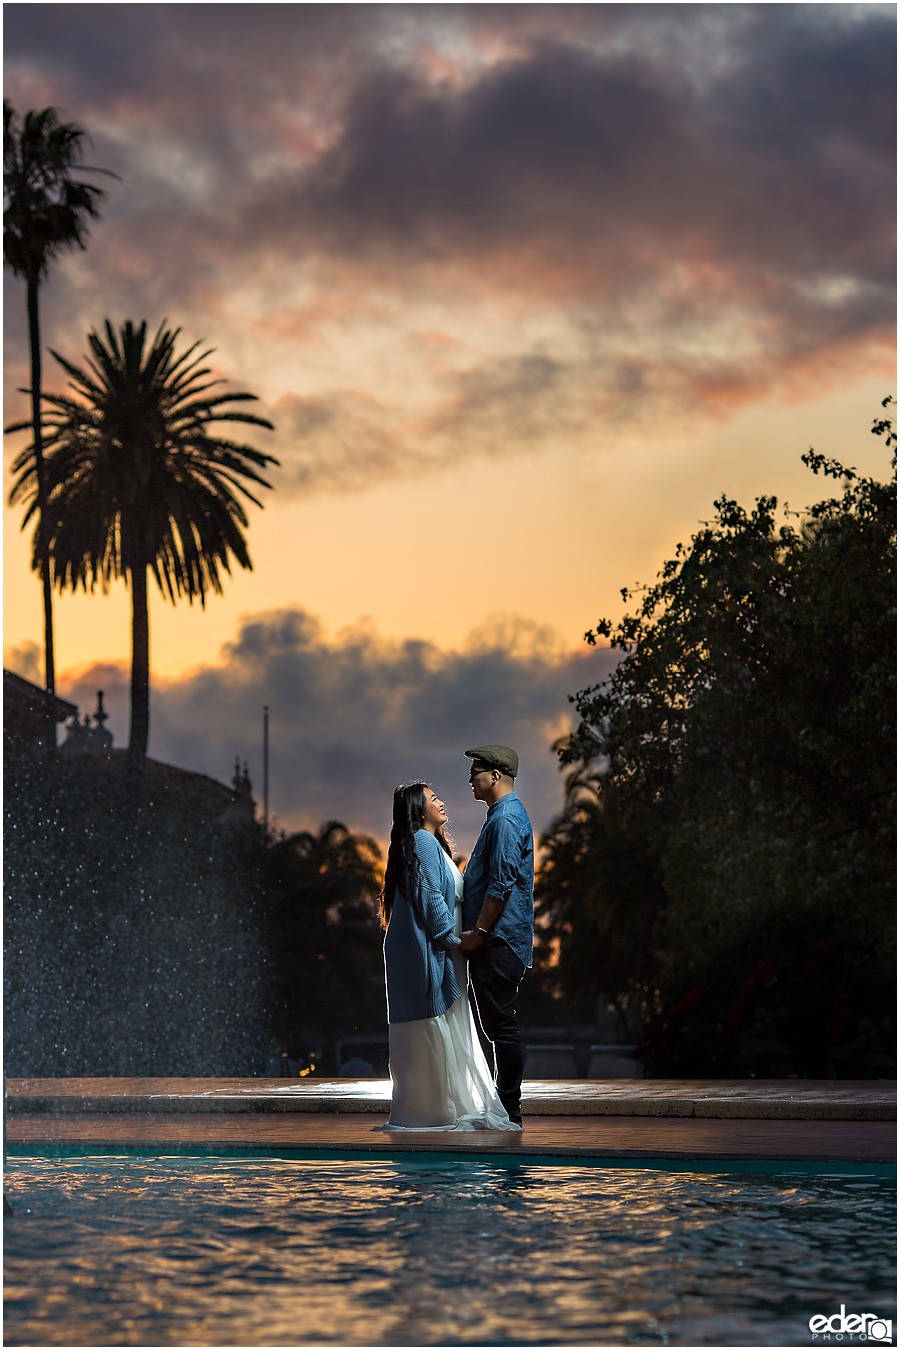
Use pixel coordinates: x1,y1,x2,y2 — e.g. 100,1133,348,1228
507,1112,523,1127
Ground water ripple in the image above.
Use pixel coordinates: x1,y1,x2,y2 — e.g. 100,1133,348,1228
4,1158,895,1346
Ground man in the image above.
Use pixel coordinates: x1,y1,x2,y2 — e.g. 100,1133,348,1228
458,744,534,1127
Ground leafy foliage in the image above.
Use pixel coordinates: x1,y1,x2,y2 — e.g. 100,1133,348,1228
541,406,896,1074
535,765,667,1032
261,822,387,1061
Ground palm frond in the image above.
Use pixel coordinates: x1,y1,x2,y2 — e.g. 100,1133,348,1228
16,318,277,609
4,101,116,283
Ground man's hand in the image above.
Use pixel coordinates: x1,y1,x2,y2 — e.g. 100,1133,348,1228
458,929,483,952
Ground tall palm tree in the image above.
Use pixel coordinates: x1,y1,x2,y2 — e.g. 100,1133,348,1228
3,100,114,735
8,319,278,760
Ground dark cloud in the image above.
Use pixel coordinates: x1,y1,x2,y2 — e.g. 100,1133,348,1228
707,6,896,161
272,389,423,493
293,24,894,288
3,4,895,492
298,45,691,254
39,607,614,849
427,350,580,456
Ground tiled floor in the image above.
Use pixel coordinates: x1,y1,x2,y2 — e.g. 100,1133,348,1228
7,1078,894,1162
7,1077,896,1120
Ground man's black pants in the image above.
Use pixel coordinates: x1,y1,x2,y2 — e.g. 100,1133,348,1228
467,939,526,1121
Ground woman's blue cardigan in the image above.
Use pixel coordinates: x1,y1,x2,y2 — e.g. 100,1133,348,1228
383,829,461,1024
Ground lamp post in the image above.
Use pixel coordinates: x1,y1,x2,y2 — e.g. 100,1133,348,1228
263,706,269,831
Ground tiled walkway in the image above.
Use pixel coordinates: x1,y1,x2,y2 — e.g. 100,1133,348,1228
5,1078,895,1163
7,1076,895,1119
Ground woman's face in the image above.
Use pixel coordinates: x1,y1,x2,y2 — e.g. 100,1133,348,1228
422,787,448,833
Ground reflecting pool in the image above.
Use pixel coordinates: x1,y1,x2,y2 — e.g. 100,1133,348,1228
3,1155,895,1346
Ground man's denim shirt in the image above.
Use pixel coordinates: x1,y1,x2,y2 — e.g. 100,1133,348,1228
463,792,534,969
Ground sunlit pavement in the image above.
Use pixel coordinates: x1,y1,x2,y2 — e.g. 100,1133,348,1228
6,1075,895,1117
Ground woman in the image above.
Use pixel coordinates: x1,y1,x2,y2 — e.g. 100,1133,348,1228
375,781,519,1131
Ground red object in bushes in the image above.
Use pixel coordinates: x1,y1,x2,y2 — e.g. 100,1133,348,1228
719,956,781,1046
633,984,712,1062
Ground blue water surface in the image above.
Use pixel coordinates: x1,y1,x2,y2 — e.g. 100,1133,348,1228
3,1155,896,1346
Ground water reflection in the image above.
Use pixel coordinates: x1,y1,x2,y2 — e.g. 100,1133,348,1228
4,1158,895,1346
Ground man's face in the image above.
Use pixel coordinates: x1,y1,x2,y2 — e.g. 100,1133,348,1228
468,760,498,803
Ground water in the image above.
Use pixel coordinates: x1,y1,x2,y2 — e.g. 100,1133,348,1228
4,1155,895,1346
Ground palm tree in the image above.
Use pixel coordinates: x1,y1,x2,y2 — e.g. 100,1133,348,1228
8,319,278,759
3,100,114,735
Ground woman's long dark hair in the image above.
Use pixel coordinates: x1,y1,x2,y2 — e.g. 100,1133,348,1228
379,781,453,930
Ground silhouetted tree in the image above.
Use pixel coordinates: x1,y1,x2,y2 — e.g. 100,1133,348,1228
7,320,277,758
262,822,385,1056
3,101,113,731
553,406,896,1075
535,763,668,1029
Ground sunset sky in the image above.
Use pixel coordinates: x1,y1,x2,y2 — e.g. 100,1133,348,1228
4,3,895,846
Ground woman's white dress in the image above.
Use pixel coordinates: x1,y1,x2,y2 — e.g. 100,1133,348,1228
375,855,520,1131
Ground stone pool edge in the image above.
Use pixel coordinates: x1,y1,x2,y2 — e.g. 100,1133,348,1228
6,1078,897,1122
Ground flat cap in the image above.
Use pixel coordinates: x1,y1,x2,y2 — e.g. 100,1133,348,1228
465,744,519,778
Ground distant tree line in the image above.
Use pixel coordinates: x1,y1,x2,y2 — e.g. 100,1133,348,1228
536,409,896,1078
260,821,386,1070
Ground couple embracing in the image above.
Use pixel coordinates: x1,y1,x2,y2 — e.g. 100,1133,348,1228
376,745,533,1132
